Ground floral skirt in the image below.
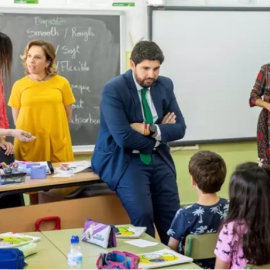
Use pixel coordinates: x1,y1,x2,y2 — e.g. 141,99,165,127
257,109,270,163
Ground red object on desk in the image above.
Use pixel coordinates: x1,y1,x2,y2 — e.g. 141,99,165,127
35,216,61,231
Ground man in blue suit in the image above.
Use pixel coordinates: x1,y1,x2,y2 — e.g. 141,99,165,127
92,41,186,244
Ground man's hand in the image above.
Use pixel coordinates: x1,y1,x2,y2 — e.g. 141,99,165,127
162,112,176,124
130,123,147,135
10,129,36,142
0,137,14,156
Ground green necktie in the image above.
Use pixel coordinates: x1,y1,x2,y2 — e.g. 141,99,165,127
140,88,153,165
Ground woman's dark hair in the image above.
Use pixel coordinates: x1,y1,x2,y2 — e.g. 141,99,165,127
0,32,13,80
225,162,270,265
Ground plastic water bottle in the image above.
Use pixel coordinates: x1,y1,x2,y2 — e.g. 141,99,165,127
67,235,83,269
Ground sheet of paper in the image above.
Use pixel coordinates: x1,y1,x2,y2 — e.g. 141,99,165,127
52,174,71,178
54,161,90,175
124,239,158,247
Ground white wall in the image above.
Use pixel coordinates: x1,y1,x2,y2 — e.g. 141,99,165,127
1,0,270,51
165,0,270,6
152,9,269,142
1,0,270,148
0,0,148,51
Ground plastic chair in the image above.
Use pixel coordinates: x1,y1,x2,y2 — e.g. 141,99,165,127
35,216,61,231
184,233,218,260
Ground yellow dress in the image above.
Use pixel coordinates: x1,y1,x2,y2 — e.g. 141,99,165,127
8,75,75,163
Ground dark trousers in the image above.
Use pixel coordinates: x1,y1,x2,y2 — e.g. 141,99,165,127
116,153,180,244
0,149,25,209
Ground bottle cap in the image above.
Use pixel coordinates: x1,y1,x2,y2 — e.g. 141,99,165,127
71,235,79,244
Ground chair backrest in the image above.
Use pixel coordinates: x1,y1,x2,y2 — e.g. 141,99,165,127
244,264,270,269
184,233,218,260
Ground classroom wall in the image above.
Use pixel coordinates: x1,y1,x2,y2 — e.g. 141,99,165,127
146,0,263,204
1,0,263,205
0,0,148,51
24,141,257,206
75,141,258,205
172,141,258,204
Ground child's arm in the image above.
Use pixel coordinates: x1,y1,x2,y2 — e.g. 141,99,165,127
215,257,231,269
168,237,180,252
214,223,234,269
167,208,188,253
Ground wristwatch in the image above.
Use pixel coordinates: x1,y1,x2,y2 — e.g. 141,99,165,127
148,124,157,137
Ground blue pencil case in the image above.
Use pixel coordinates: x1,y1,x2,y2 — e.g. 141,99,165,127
0,248,25,269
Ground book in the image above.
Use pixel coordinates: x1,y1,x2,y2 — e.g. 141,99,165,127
0,233,40,248
138,248,193,269
115,225,147,238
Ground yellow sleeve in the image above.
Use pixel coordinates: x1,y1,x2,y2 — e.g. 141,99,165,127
61,77,76,106
8,81,21,109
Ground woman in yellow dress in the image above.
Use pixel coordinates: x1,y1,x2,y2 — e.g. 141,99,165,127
9,39,75,161
8,40,76,203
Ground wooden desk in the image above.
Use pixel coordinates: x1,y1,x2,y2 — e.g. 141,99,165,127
41,228,201,269
42,228,165,257
23,232,68,269
26,258,68,269
0,171,101,197
0,164,130,233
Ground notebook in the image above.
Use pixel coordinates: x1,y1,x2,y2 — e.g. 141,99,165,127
138,248,193,269
115,225,146,238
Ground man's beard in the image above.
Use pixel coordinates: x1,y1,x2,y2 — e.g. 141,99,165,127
134,73,155,88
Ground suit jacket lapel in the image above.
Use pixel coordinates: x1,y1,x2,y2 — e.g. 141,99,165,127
150,83,163,123
125,70,144,122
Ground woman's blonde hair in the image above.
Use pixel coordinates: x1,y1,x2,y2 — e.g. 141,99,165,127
21,40,58,75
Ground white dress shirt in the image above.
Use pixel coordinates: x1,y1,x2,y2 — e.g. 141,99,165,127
132,73,161,150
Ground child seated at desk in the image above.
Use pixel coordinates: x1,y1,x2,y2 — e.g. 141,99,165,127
167,150,229,268
214,162,270,269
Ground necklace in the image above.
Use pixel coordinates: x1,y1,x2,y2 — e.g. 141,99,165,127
29,74,48,82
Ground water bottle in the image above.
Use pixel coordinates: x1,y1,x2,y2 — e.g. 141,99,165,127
67,235,83,269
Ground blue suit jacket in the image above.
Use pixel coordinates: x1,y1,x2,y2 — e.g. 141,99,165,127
92,69,186,190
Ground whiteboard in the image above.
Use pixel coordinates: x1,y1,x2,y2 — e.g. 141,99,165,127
150,7,270,143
